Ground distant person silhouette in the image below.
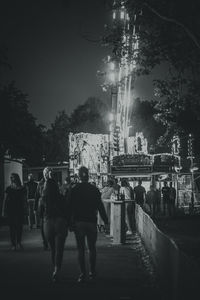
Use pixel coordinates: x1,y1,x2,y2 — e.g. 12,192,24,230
3,173,27,251
34,168,50,250
169,182,176,216
101,179,115,226
161,181,170,216
133,179,146,208
120,179,134,235
25,173,38,230
146,185,160,218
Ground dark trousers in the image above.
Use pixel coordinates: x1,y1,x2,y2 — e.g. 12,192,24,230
74,222,97,275
40,217,48,248
27,199,36,228
8,217,23,246
127,202,135,232
163,200,175,216
44,217,68,269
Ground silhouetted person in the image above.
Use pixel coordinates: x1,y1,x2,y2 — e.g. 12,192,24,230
25,173,38,230
3,173,27,251
101,179,115,226
68,166,108,283
161,181,170,216
169,182,176,217
41,167,69,282
113,178,120,197
34,169,49,250
146,185,160,218
133,179,146,208
120,179,134,234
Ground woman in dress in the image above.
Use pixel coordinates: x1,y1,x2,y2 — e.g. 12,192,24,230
3,173,27,250
41,167,69,282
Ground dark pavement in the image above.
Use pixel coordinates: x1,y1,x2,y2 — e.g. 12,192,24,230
0,225,164,300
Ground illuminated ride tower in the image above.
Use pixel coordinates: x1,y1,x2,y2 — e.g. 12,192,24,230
108,0,139,159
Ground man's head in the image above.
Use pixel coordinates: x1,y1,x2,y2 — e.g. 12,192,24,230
78,166,89,182
138,179,142,185
43,167,53,181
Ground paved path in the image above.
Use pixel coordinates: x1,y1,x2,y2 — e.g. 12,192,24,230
0,226,164,300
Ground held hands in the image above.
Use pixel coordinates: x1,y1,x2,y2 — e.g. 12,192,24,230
104,223,110,234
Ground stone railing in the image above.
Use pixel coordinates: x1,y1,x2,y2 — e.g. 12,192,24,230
135,204,200,299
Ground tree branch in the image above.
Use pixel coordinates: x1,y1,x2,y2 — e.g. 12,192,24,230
144,2,200,50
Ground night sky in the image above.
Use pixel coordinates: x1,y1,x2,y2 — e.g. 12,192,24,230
1,0,154,128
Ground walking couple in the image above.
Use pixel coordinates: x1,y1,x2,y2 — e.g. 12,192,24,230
40,166,108,283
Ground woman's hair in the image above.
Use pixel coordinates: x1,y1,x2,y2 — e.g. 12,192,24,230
11,173,22,187
43,167,53,178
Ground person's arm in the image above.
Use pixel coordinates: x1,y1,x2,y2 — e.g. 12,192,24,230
2,190,9,217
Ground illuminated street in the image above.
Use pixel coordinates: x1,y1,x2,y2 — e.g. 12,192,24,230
0,226,163,300
1,1,200,300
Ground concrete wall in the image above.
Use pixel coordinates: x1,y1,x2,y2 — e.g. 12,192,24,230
135,204,200,299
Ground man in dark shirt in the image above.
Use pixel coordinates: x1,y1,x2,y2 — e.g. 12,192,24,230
68,166,108,283
25,174,38,230
161,181,170,216
169,182,176,216
133,179,146,208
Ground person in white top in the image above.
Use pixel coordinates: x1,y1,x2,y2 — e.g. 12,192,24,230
100,180,115,230
120,179,134,235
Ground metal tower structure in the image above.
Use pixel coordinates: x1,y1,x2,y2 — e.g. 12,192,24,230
108,0,139,158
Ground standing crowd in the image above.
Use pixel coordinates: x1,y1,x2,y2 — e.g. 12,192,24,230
2,167,177,283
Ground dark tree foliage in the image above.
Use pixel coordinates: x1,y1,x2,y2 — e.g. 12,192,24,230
129,98,166,152
44,98,110,163
44,110,70,163
104,0,200,154
70,97,110,134
124,0,200,74
0,82,44,166
0,46,11,77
